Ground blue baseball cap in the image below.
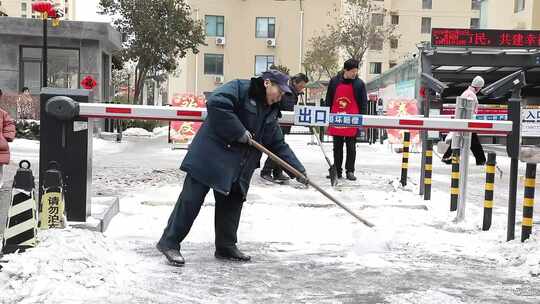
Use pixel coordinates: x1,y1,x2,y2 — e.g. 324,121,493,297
261,70,292,94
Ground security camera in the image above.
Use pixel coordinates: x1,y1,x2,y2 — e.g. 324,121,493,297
481,70,526,98
421,73,448,94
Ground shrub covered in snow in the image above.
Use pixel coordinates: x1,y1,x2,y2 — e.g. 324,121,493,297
15,119,40,140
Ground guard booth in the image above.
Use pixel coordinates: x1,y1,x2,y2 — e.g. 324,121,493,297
366,27,540,194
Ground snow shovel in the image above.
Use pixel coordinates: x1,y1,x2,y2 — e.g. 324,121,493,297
299,96,338,186
307,126,338,186
250,139,374,228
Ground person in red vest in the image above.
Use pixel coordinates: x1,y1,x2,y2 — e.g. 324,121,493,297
324,59,368,181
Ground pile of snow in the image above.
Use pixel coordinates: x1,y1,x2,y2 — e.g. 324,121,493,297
152,126,169,138
122,127,152,137
0,229,142,302
121,126,170,138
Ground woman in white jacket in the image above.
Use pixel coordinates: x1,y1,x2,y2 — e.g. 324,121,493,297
441,76,487,166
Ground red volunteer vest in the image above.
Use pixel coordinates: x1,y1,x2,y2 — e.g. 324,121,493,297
327,82,360,137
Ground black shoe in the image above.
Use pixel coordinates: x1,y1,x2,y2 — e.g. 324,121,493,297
215,246,251,262
261,173,273,182
441,158,452,165
156,243,185,266
273,172,290,182
346,172,357,181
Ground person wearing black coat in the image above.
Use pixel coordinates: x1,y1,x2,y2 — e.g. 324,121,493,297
324,59,368,181
157,70,306,266
260,73,309,182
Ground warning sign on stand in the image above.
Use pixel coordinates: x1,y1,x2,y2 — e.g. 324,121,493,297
522,108,540,137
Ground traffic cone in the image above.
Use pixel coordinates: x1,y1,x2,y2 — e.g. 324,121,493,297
2,160,37,254
39,161,66,229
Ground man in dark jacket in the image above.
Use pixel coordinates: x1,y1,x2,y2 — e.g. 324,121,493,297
157,70,307,266
260,73,309,183
324,59,368,181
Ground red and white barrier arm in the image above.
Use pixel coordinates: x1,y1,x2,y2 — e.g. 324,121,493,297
79,103,207,122
77,104,512,134
360,116,512,134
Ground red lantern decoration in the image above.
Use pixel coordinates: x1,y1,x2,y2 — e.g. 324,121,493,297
81,76,98,90
31,1,53,13
32,1,53,20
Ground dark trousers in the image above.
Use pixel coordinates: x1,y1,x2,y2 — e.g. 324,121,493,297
333,136,357,174
158,174,245,250
443,133,486,164
260,126,290,177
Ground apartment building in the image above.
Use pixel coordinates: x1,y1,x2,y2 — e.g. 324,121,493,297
0,0,76,20
361,0,481,82
168,0,341,98
481,0,540,30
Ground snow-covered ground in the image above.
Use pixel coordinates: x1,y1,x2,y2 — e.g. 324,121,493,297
1,132,540,303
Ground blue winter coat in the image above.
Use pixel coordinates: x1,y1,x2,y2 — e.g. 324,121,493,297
180,78,305,196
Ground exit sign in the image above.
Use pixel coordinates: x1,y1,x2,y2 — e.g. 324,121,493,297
431,28,540,48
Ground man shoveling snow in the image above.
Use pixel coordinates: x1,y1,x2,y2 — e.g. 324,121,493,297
156,70,307,266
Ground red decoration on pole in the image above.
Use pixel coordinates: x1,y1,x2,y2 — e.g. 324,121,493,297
47,7,58,19
81,76,98,90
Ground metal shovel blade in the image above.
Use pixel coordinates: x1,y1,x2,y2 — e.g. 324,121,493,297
328,164,338,187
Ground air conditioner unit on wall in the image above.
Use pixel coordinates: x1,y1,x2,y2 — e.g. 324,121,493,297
215,37,226,46
214,76,224,84
266,38,276,48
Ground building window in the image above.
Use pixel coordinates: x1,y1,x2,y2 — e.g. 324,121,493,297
421,17,431,34
255,55,275,75
470,18,480,29
256,17,275,38
205,15,224,37
391,15,399,25
422,0,432,9
369,62,382,74
20,47,80,93
48,49,80,89
372,13,384,26
389,61,397,68
390,38,398,49
514,0,525,12
471,0,481,10
204,54,224,75
21,2,27,14
370,38,383,50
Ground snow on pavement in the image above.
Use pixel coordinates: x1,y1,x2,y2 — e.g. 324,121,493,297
1,134,540,303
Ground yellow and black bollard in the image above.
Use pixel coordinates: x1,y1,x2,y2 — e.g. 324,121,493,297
521,163,536,242
400,132,411,187
423,140,433,200
482,152,496,231
450,149,460,211
2,160,37,254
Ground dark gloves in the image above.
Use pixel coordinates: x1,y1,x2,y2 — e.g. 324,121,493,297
237,130,253,145
296,172,309,185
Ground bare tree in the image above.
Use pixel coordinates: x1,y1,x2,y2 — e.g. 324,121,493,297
100,0,205,104
329,0,397,62
303,32,339,81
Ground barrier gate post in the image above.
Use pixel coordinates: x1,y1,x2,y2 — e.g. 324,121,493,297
456,97,475,222
507,97,522,241
40,88,93,222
